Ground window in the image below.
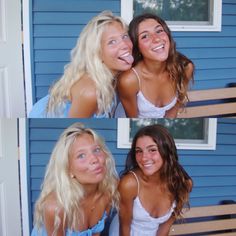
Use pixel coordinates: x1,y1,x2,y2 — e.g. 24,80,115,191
121,0,222,31
117,118,217,150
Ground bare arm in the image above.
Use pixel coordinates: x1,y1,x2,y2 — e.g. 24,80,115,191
174,62,194,117
117,70,139,118
185,62,194,83
68,76,98,117
118,174,138,236
44,201,65,236
164,102,179,118
156,215,176,236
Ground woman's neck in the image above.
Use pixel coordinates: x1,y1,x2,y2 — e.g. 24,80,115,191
138,168,163,186
83,184,99,197
141,58,167,76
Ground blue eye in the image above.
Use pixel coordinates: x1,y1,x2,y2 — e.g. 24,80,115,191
77,153,86,159
94,146,101,154
123,34,130,40
108,39,117,45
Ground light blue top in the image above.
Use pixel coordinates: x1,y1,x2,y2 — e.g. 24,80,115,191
29,95,113,118
31,211,107,236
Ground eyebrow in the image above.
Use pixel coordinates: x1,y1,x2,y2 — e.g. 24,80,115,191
138,24,162,36
135,144,158,149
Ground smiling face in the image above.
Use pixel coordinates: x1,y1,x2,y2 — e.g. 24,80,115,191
137,18,170,62
135,135,163,176
69,133,106,185
100,21,134,75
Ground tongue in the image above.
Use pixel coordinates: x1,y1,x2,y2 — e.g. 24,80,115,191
120,54,134,65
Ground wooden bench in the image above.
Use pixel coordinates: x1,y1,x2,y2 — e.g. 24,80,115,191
170,204,236,235
178,87,236,118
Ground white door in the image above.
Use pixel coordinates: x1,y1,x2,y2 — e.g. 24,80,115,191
0,0,25,118
0,119,21,235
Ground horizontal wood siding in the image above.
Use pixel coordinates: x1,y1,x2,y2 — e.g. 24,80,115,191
30,0,236,103
173,0,236,90
27,118,236,229
31,0,120,102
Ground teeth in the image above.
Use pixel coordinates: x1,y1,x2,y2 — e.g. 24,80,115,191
119,52,131,58
143,163,153,167
153,44,164,51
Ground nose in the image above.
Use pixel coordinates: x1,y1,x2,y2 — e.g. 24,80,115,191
140,150,149,161
152,33,160,43
120,36,132,50
119,39,129,49
90,153,99,165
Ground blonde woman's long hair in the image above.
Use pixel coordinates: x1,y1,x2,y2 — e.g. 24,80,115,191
33,122,119,234
47,11,128,117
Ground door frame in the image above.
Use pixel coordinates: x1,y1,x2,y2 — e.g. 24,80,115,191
22,0,33,116
19,119,30,235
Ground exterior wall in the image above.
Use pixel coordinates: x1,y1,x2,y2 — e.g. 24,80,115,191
27,118,236,229
30,0,236,103
173,0,236,89
31,0,120,102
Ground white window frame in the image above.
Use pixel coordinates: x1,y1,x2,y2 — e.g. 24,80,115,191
117,118,217,150
121,0,222,31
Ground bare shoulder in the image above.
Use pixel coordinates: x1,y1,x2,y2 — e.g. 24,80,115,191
117,69,139,93
117,69,139,97
184,62,194,81
119,172,139,198
43,193,65,234
43,193,63,218
187,178,193,192
70,74,97,100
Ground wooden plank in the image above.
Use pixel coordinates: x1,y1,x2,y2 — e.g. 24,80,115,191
182,204,236,218
170,219,236,235
178,102,236,118
187,87,236,101
207,232,236,236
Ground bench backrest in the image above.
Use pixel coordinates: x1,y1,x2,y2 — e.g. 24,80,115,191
178,87,236,118
170,204,236,235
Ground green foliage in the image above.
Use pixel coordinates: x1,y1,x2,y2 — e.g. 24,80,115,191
134,0,209,21
130,118,205,140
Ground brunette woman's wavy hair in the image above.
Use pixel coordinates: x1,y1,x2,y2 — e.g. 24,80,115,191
123,124,192,217
128,13,194,106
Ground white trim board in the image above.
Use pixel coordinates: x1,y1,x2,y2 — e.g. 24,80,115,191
19,118,30,236
22,0,33,116
117,118,217,150
121,0,222,31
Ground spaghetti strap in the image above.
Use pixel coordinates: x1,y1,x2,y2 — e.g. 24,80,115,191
131,68,141,90
129,171,140,195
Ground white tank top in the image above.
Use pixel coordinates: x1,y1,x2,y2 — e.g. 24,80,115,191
109,171,176,236
132,68,177,118
130,171,176,235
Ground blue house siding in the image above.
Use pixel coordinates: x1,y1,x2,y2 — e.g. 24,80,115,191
27,118,236,230
30,0,236,103
31,0,120,102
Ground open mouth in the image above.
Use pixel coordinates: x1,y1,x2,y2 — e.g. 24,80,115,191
118,52,134,65
143,163,154,168
152,44,164,51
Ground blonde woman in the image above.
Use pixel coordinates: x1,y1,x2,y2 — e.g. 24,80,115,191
29,11,133,118
31,122,119,235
